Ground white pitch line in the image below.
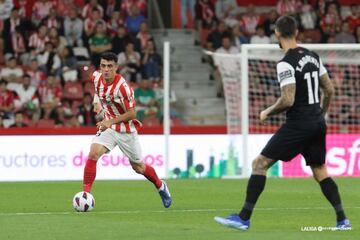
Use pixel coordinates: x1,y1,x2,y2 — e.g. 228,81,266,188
0,206,359,217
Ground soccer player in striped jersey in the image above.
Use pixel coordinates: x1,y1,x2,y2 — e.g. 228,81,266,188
214,16,351,230
82,52,172,208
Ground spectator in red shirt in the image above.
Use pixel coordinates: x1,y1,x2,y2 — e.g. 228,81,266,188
28,25,50,53
136,21,152,52
3,8,26,55
195,0,217,29
10,26,26,59
41,8,62,31
82,0,104,19
84,8,103,37
320,2,342,39
276,0,298,16
32,0,56,26
346,4,360,33
0,79,17,119
25,58,46,88
121,0,147,18
56,0,76,17
38,74,62,119
107,11,125,37
240,4,263,37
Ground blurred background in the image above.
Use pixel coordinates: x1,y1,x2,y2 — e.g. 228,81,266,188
0,0,359,181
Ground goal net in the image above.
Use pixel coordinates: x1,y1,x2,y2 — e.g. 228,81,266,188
209,44,360,178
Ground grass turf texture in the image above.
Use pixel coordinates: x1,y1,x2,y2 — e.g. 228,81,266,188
0,178,358,240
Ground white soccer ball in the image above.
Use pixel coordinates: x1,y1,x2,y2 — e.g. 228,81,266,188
72,191,95,212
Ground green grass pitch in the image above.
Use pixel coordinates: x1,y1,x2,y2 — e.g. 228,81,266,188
0,178,358,240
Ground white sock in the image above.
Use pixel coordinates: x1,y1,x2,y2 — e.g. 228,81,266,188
158,182,165,191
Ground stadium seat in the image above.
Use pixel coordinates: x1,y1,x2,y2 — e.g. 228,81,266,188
303,29,321,43
71,100,83,115
142,117,161,126
84,82,95,96
73,47,91,65
63,82,84,101
171,117,182,126
249,125,279,134
348,124,360,133
36,119,55,128
327,124,340,134
80,64,96,82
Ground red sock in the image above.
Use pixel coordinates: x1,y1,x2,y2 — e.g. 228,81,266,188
143,164,162,189
83,159,97,192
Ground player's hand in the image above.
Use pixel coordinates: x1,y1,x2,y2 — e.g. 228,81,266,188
96,119,113,131
260,110,269,123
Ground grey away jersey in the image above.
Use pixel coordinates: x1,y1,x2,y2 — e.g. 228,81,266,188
277,47,328,122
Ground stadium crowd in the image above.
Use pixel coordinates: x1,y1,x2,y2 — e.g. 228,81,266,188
192,0,360,132
0,0,359,131
0,0,169,128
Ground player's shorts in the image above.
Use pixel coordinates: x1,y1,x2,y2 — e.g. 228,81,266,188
92,128,142,163
261,119,326,166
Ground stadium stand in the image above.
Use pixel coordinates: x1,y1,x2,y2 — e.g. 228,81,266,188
0,0,359,134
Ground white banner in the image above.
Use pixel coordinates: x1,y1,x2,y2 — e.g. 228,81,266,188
0,134,271,181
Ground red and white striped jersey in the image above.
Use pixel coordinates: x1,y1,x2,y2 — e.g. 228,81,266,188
92,71,141,133
28,33,49,53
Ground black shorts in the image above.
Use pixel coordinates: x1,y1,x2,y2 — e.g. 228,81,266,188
261,120,326,166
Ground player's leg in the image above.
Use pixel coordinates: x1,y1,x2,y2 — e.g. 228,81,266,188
239,155,277,220
83,143,108,192
311,164,351,229
214,155,276,230
129,161,162,189
215,123,302,230
117,132,172,208
303,120,351,229
83,129,117,192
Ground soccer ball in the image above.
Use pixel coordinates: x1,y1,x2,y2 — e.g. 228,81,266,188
72,191,95,212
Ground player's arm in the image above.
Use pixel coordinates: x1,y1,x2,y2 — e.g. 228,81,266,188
319,73,334,115
97,108,136,130
318,58,334,115
260,84,295,121
260,61,296,122
93,93,105,122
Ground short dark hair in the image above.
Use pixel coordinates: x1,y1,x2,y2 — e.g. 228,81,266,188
100,52,118,63
84,92,92,98
275,15,298,38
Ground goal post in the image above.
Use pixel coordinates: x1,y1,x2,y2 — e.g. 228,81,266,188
209,43,360,178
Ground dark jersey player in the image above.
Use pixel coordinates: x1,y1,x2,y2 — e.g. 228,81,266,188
214,15,351,231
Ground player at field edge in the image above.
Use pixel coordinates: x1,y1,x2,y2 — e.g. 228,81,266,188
214,15,351,231
82,52,172,208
